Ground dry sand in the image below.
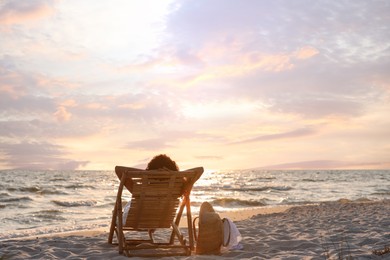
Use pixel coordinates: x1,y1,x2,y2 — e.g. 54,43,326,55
1,200,389,259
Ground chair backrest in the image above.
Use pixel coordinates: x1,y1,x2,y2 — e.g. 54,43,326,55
115,167,203,229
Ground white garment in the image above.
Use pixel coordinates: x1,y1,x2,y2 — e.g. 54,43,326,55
122,201,131,224
223,217,243,250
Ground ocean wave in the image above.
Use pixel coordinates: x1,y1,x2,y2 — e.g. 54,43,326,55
50,177,67,181
64,184,95,189
371,191,390,196
36,209,62,214
248,177,276,181
95,202,114,208
6,187,67,195
0,192,10,198
40,189,68,195
0,220,109,241
31,210,65,220
21,187,66,195
0,196,33,203
51,200,97,207
193,186,219,191
19,186,41,193
228,186,292,192
281,199,314,205
302,178,325,182
211,198,267,207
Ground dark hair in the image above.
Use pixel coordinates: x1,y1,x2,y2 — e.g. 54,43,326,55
146,154,179,171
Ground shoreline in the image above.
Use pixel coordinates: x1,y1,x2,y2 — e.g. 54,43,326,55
1,199,389,259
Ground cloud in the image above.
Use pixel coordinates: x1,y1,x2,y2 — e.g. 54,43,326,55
0,0,56,25
177,51,385,119
194,155,223,160
0,119,104,140
124,130,223,151
232,127,317,144
0,91,55,113
295,46,319,60
0,0,389,170
124,138,172,151
67,93,181,125
53,106,72,122
272,94,365,118
0,59,186,138
260,160,389,170
0,120,43,138
118,45,204,73
159,0,389,120
0,62,62,113
0,141,89,170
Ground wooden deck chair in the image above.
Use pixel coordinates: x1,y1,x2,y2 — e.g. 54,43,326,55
108,166,203,257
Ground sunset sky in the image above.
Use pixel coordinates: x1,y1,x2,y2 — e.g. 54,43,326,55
1,0,389,171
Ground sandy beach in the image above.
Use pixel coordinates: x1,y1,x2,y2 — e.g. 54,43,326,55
1,200,389,259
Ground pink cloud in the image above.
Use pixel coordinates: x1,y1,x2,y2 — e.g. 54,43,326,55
231,127,317,144
294,46,319,60
0,84,21,99
53,106,72,122
118,46,203,73
0,0,56,25
260,160,390,170
124,138,172,151
0,141,89,170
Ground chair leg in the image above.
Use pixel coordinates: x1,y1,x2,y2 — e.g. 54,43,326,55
185,197,195,250
108,204,118,244
117,216,124,253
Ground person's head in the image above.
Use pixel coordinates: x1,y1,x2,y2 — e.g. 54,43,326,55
146,154,179,171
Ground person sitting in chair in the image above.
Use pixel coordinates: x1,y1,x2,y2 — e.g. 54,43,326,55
122,154,179,223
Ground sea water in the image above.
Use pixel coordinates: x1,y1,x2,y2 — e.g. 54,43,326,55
0,169,389,240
